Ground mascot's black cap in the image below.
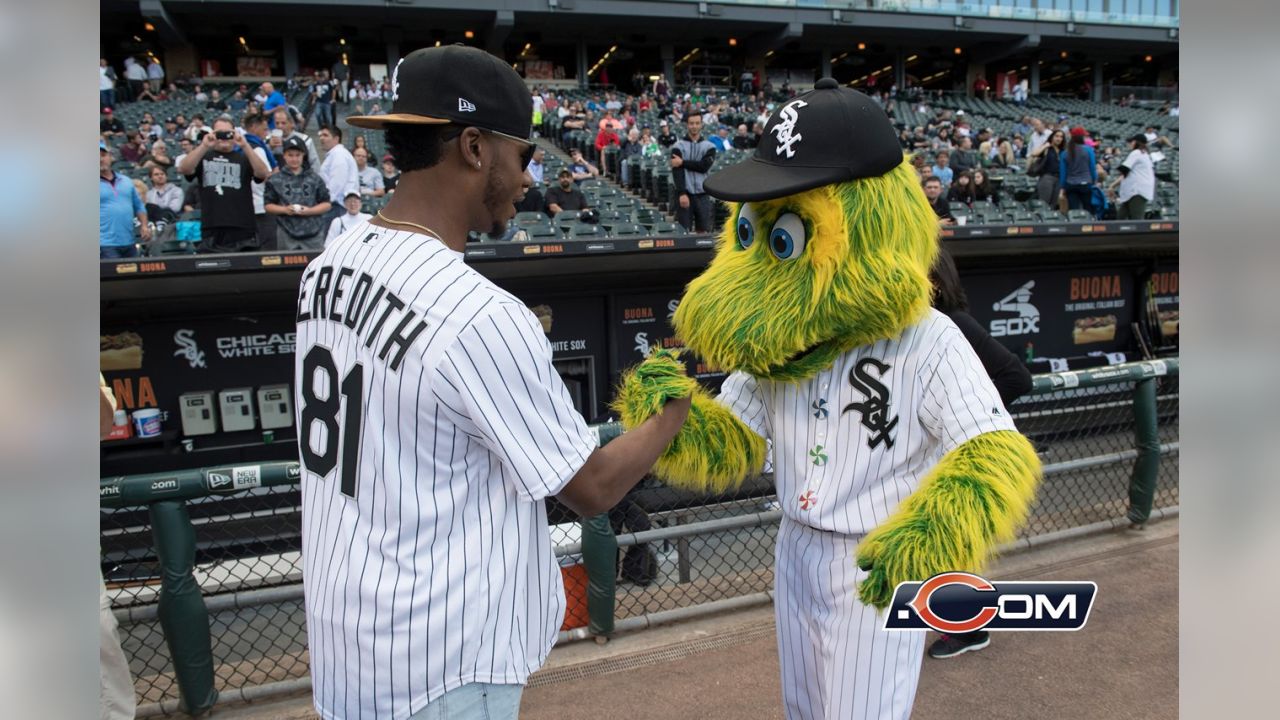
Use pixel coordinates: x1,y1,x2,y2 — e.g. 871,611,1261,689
703,78,902,202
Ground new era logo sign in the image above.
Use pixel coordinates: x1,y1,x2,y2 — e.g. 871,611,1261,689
458,98,476,112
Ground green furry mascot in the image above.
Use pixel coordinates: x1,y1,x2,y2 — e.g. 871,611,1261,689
613,79,1041,720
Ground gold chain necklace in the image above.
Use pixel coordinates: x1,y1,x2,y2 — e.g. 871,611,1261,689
376,210,443,240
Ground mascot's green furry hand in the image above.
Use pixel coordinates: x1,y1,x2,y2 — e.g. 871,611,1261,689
612,349,767,494
854,430,1042,610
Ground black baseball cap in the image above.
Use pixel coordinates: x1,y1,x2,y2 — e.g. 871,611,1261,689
703,78,902,202
346,45,532,140
282,136,307,153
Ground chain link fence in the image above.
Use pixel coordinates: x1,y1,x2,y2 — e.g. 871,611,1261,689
102,369,1178,715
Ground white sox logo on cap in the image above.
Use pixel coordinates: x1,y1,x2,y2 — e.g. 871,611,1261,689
770,99,809,158
390,58,404,101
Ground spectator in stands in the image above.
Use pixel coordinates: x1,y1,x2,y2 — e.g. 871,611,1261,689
594,121,621,170
146,56,164,93
619,127,643,184
657,119,677,148
100,141,151,258
710,126,733,152
353,147,385,198
1059,126,1098,211
1010,134,1027,159
122,57,145,101
100,108,125,138
206,89,228,112
671,113,716,233
952,136,977,174
930,126,953,151
930,151,954,189
568,148,599,182
273,107,320,170
1108,133,1156,220
639,127,661,158
99,58,117,110
991,140,1017,169
163,116,180,139
515,181,544,215
973,75,989,99
1012,115,1032,140
560,109,586,145
1028,117,1051,154
947,172,974,205
526,146,545,185
115,132,144,165
1143,125,1175,149
732,123,756,150
922,176,954,226
228,89,249,112
176,117,271,253
1013,78,1029,105
146,165,183,215
381,155,400,193
545,168,590,216
193,84,207,103
1029,128,1065,206
138,119,160,144
971,168,998,204
317,125,360,227
264,136,333,251
140,140,174,171
324,192,371,245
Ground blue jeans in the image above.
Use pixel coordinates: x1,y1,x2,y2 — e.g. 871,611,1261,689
315,102,334,130
408,683,523,720
100,89,115,110
100,245,138,259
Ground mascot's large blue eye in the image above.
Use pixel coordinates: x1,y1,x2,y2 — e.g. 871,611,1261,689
736,204,758,249
768,213,807,260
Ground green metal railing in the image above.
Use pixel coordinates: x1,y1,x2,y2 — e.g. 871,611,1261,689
101,358,1176,715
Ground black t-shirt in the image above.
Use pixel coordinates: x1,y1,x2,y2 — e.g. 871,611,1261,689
206,99,228,112
100,117,125,134
928,195,954,220
313,80,335,103
544,185,588,213
657,131,678,147
515,187,543,214
186,150,255,230
383,172,399,193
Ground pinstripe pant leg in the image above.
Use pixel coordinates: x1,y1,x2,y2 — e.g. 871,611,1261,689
775,518,825,720
777,521,925,720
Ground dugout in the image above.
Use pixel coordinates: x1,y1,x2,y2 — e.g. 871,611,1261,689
100,223,1176,480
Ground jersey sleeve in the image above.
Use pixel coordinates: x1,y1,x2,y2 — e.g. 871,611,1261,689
436,302,597,502
715,371,771,441
919,325,1018,455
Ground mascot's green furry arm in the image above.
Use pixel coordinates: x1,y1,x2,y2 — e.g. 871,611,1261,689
612,348,767,494
853,430,1040,608
612,154,1042,610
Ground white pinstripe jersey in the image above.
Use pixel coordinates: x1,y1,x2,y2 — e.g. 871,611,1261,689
294,222,596,720
718,309,1016,535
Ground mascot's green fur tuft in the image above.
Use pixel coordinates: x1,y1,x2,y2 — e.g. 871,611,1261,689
612,349,767,493
674,159,938,382
853,430,1043,609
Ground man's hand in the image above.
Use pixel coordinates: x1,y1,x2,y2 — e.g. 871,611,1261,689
670,155,684,168
139,222,153,241
232,128,247,150
678,193,690,209
939,217,955,226
200,132,217,149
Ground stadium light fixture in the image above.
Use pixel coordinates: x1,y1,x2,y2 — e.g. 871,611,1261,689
1060,51,1068,58
144,22,155,32
465,30,475,39
857,42,866,51
954,47,962,55
238,36,246,45
906,54,918,62
340,38,346,46
765,50,775,57
729,38,737,46
132,35,142,42
1145,54,1153,62
435,40,441,47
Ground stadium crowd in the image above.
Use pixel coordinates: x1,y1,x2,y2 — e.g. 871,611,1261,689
99,52,1178,258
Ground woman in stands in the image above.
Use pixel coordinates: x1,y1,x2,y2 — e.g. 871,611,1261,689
991,140,1017,169
947,171,975,205
1029,128,1065,206
971,168,999,204
353,134,369,153
1059,126,1098,211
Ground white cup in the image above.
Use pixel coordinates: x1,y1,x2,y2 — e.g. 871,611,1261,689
956,215,968,226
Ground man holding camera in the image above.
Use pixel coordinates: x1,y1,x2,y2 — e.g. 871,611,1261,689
176,116,272,253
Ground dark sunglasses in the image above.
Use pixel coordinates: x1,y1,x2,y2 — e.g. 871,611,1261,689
442,125,537,170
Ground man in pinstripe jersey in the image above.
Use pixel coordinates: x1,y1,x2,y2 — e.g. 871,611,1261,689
295,46,690,720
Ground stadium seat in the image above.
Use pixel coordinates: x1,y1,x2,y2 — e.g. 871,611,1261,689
566,222,605,238
1067,209,1095,222
515,211,549,226
609,223,649,237
524,223,562,240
